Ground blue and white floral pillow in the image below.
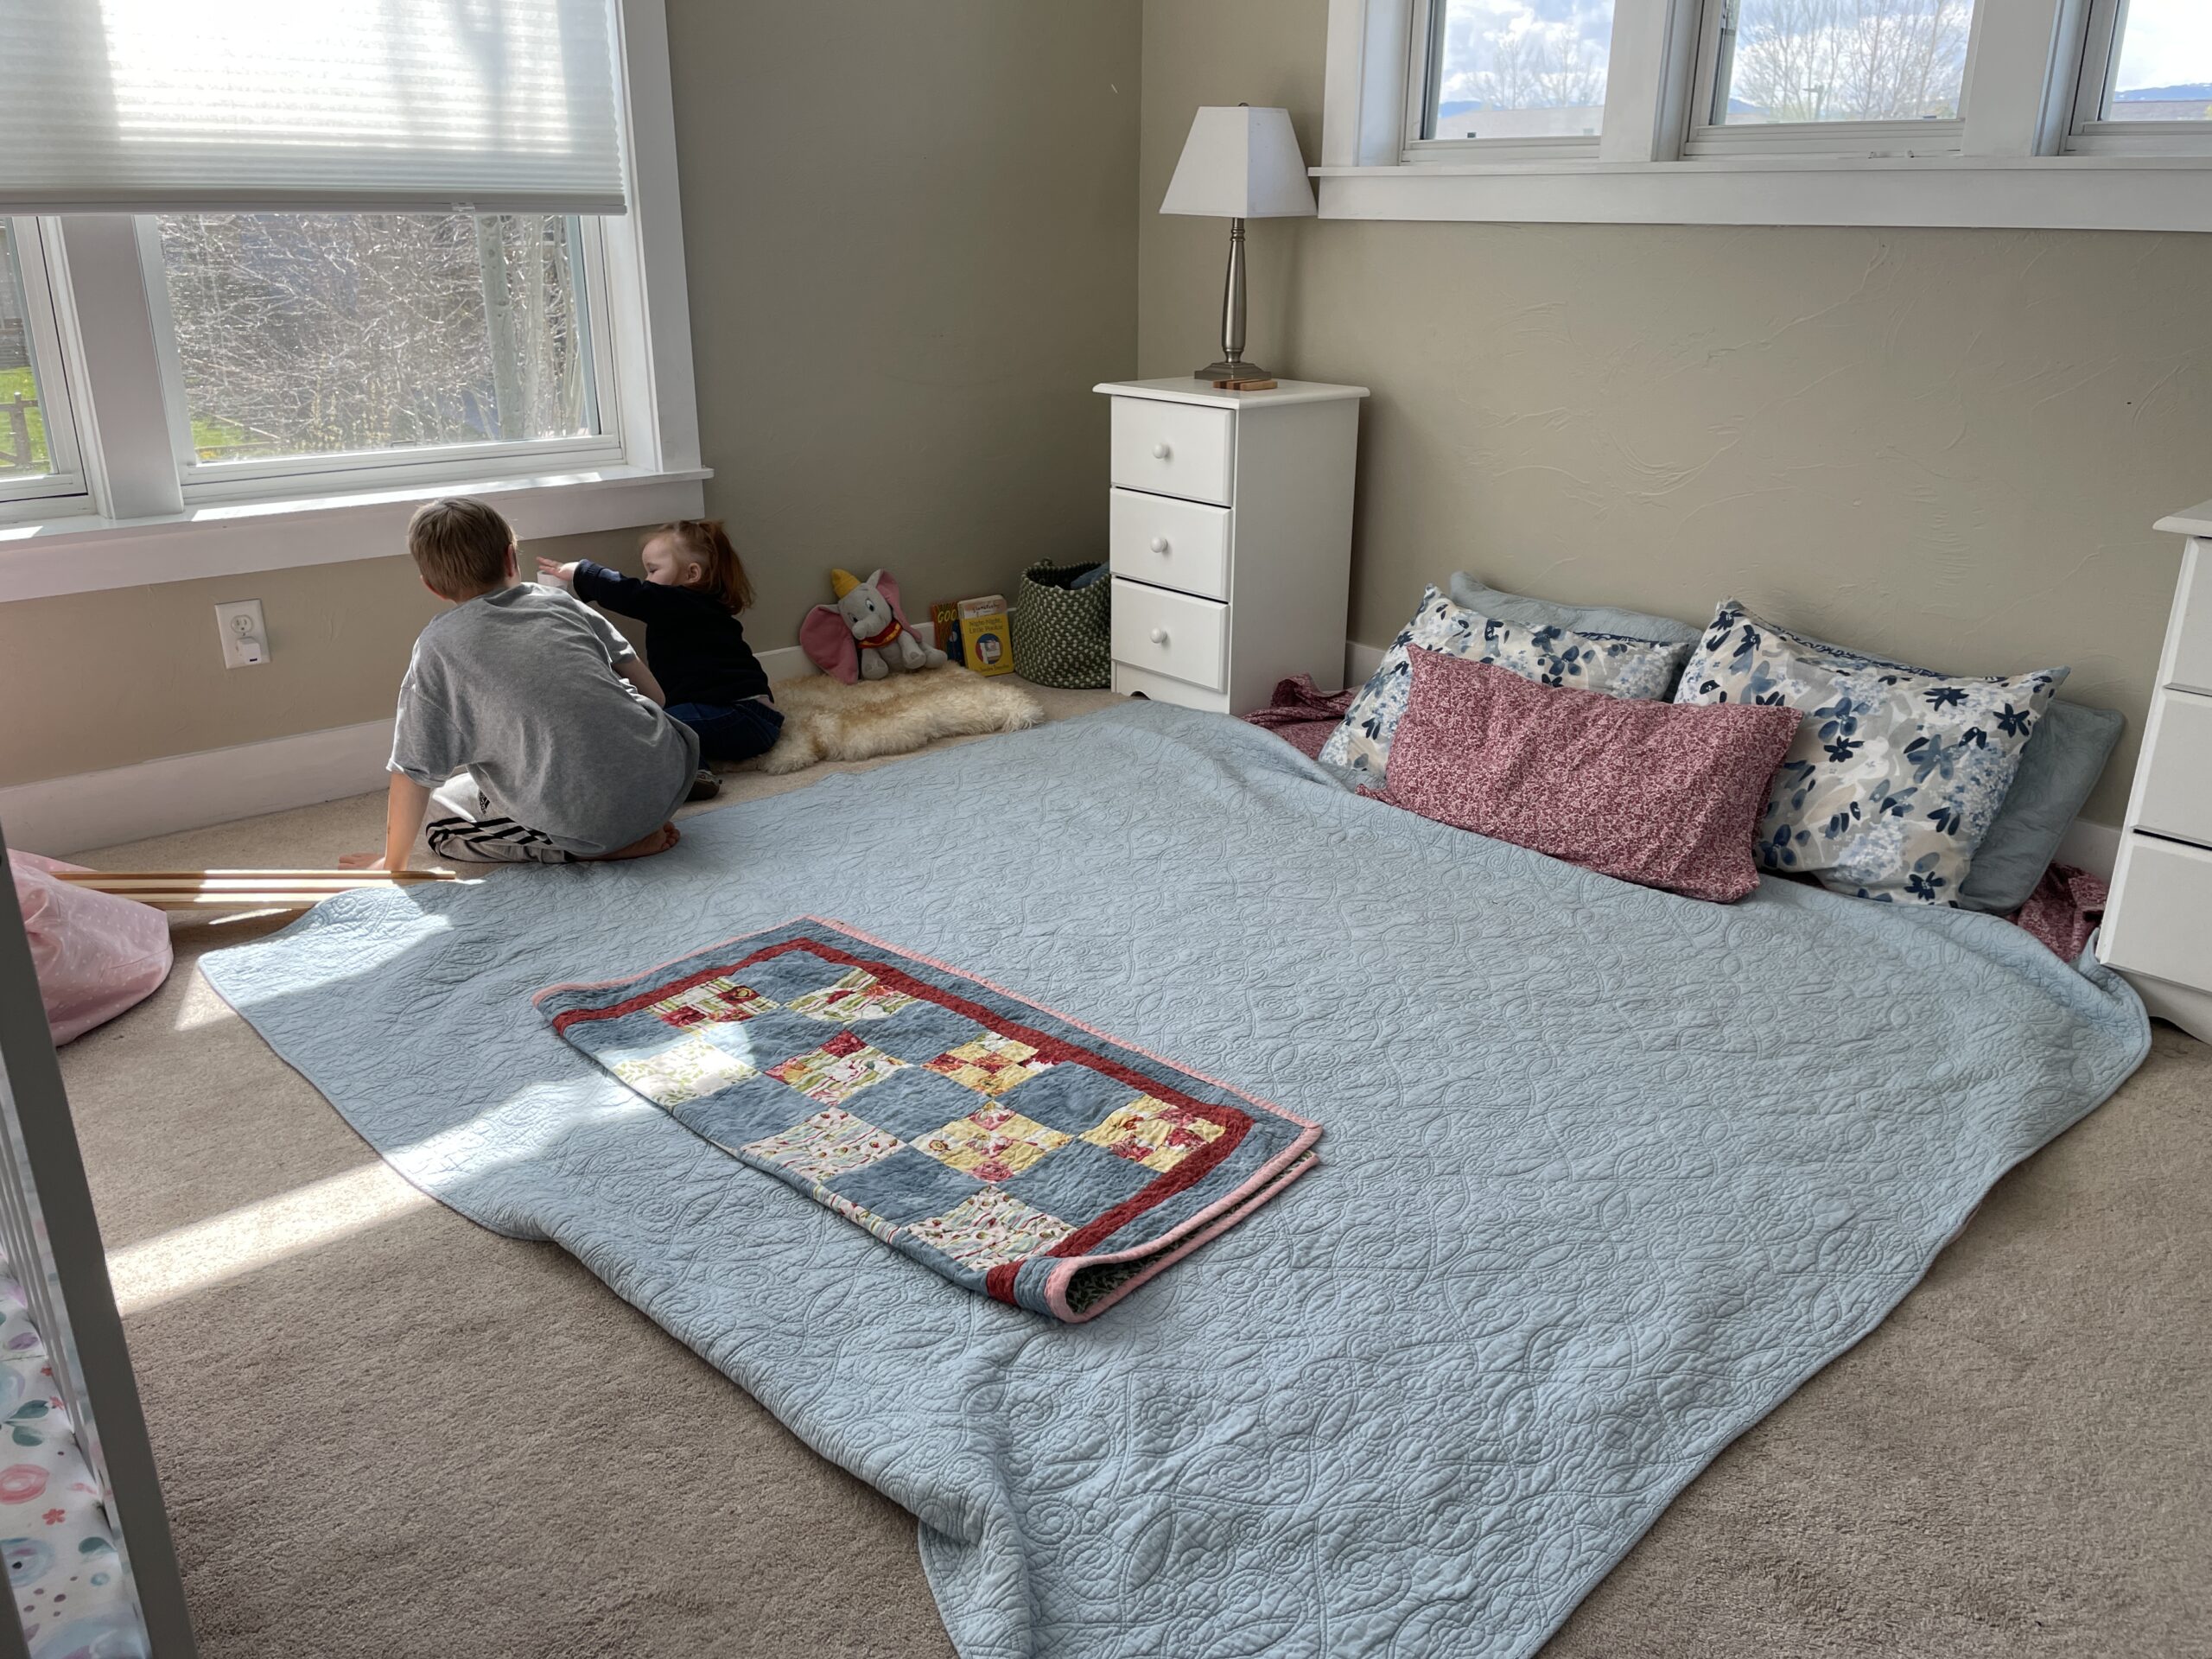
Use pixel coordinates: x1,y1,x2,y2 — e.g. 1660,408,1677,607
1675,599,2067,906
1319,586,1689,780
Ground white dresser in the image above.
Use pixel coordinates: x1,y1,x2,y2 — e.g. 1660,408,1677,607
1092,378,1367,713
2099,498,2212,1041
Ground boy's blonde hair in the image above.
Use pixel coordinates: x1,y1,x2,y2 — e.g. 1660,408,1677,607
408,498,514,598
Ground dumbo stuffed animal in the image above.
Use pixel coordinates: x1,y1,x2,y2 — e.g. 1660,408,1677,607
833,567,947,679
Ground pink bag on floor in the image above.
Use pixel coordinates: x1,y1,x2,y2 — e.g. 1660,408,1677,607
7,852,173,1045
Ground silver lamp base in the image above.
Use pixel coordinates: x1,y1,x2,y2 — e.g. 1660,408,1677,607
1192,218,1274,385
1193,358,1271,382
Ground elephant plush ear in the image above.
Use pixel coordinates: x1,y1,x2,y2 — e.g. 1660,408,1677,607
874,570,906,620
799,603,861,684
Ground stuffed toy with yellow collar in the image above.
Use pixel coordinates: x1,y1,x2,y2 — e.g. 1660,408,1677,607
829,567,946,680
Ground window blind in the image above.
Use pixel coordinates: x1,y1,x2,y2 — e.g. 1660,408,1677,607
0,0,628,216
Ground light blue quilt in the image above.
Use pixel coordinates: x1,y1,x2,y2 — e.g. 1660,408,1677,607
200,703,2149,1659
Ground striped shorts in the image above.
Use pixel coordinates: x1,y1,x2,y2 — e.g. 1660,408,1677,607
423,778,572,865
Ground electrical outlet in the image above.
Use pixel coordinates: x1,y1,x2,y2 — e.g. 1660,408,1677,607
213,600,269,669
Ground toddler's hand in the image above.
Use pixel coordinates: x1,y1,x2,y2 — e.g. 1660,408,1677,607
536,557,578,590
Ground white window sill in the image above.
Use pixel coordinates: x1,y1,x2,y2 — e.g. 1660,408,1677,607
1313,152,2212,232
0,464,710,603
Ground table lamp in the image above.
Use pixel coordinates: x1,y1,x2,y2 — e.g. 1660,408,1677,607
1160,105,1316,382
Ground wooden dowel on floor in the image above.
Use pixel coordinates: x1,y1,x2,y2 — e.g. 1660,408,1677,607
46,869,458,912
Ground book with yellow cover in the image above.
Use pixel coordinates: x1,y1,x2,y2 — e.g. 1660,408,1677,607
957,594,1014,677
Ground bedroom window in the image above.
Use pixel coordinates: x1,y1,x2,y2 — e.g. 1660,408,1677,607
1412,0,1618,155
1688,0,1974,155
2069,0,2212,154
0,219,84,512
0,0,708,605
149,213,616,496
1319,0,2212,226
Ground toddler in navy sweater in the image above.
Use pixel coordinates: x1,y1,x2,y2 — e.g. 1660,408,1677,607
539,520,781,766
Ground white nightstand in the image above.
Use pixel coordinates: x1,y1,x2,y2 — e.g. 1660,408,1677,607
2099,497,2212,1041
1093,378,1367,714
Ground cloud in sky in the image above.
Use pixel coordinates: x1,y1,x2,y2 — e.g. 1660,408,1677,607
2113,2,2212,94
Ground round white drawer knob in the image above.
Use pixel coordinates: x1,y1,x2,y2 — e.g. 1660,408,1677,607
1151,442,1171,460
1149,536,1170,554
1149,627,1169,645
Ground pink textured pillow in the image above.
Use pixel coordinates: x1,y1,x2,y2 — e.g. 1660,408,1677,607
1368,648,1802,903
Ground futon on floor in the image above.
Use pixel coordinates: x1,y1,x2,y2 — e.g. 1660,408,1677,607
203,702,2148,1659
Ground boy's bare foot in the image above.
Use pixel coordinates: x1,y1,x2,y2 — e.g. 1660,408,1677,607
587,823,680,861
337,852,387,870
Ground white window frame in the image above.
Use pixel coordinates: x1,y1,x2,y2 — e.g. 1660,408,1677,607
0,219,87,512
2067,0,2212,156
1319,0,2212,230
1680,0,1968,159
1399,0,1608,164
0,0,707,603
138,213,628,505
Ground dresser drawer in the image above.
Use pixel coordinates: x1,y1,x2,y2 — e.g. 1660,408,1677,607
1109,488,1230,601
2171,543,2212,696
2135,689,2212,847
2103,834,2212,988
1109,398,1235,506
1109,576,1227,692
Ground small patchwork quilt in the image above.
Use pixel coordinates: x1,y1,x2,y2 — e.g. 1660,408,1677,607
534,919,1321,1321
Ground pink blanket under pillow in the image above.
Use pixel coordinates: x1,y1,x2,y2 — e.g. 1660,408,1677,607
7,852,173,1045
1366,649,1802,904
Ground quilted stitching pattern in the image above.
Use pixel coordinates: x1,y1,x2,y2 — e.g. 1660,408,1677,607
200,703,2149,1659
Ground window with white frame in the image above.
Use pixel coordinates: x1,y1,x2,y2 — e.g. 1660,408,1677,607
1687,0,1975,154
0,0,703,578
2071,0,2212,153
0,220,83,511
1320,0,2212,227
1411,0,1618,153
149,212,618,493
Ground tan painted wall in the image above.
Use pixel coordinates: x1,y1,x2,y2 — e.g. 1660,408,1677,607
0,0,1141,790
1138,0,2210,823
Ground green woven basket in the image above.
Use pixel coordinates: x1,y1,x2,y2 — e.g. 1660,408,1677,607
1010,561,1111,689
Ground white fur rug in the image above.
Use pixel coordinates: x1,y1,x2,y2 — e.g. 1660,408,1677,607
751,664,1045,775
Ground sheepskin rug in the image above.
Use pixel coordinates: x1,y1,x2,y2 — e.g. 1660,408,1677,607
751,664,1045,775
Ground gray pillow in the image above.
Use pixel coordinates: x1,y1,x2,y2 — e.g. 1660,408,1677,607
1956,700,2125,914
1448,572,1702,650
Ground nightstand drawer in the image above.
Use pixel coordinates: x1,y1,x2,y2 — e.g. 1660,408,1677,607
1110,577,1227,692
2103,834,2212,988
2135,689,2212,847
2171,543,2212,696
1109,488,1230,601
1109,398,1234,506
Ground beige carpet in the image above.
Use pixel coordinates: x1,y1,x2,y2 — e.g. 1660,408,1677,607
55,689,2212,1657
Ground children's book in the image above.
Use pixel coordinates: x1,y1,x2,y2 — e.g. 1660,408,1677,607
957,595,1014,677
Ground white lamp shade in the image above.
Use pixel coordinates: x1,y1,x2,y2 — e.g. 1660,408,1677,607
1160,106,1315,219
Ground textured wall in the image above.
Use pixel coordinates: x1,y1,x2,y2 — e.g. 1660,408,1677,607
670,0,1141,643
0,0,1142,790
1139,0,2210,823
0,528,633,787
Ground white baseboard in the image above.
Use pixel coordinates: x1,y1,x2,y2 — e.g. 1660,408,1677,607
0,719,396,857
754,644,814,682
0,621,938,855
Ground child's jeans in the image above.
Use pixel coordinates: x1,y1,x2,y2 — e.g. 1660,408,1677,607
668,696,783,765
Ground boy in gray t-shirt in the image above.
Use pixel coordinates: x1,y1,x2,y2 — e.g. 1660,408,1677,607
345,498,700,870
